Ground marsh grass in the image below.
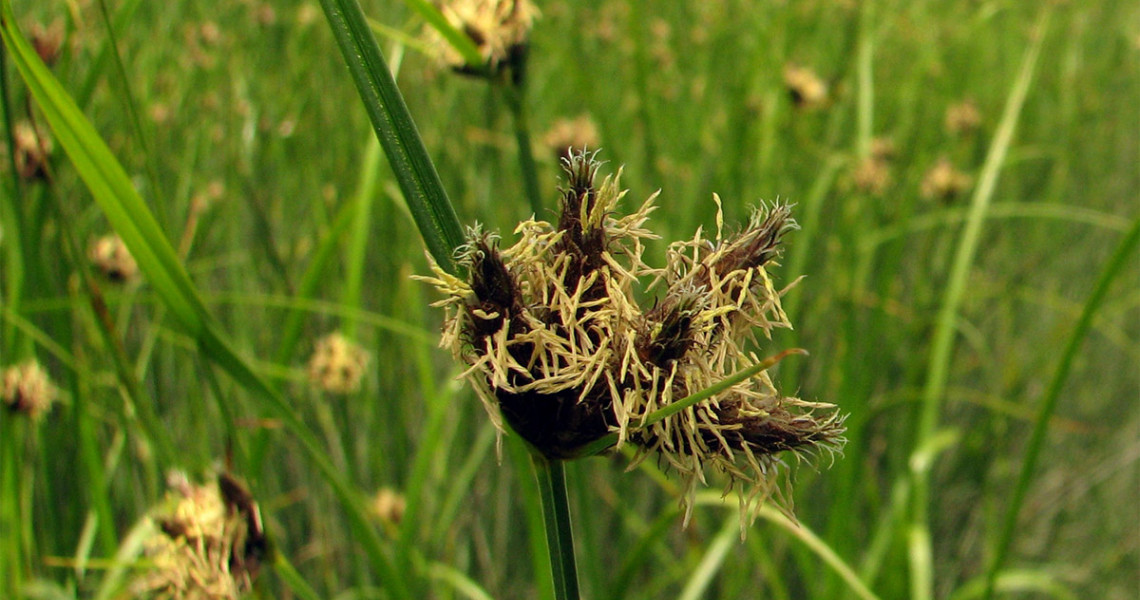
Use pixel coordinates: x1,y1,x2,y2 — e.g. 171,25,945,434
1,1,1137,598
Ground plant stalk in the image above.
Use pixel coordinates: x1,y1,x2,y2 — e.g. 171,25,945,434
531,454,580,600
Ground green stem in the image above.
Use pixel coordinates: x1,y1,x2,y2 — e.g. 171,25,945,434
980,213,1140,600
503,82,543,216
908,10,1049,599
531,454,580,600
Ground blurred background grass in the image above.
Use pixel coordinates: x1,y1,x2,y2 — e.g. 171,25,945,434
1,0,1137,598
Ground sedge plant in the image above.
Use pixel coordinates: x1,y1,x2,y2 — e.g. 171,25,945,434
320,1,846,597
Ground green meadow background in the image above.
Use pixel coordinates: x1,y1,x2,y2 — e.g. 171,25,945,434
2,0,1137,598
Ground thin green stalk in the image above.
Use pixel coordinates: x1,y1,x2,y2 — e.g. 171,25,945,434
980,214,1140,600
343,135,383,339
909,9,1049,599
507,438,556,600
503,82,543,216
531,454,580,600
0,39,24,357
93,0,165,222
272,551,323,600
678,516,737,600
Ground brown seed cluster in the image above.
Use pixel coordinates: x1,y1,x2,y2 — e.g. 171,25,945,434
1,360,57,420
850,137,897,196
420,150,845,515
945,99,982,136
132,472,265,599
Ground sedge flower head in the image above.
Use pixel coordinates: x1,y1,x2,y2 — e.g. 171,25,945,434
132,472,265,599
540,115,601,162
429,0,539,74
371,487,407,526
90,234,140,283
783,64,828,109
921,157,972,202
419,149,846,519
307,332,370,394
1,360,57,420
13,121,52,181
945,99,982,136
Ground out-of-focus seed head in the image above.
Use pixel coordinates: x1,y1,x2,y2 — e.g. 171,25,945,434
89,234,140,283
419,149,845,521
851,156,892,195
540,115,600,162
1,361,57,420
13,121,52,181
30,19,65,66
945,99,982,136
132,471,264,599
783,64,828,109
429,0,539,76
921,157,973,202
371,488,407,527
307,332,370,394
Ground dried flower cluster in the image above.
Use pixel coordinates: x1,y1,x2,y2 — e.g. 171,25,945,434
540,115,600,162
133,472,265,599
429,0,539,74
307,332,370,394
945,99,982,136
1,360,57,420
850,137,897,195
371,487,408,526
90,234,140,282
13,121,52,181
420,150,845,515
921,157,972,202
783,64,828,109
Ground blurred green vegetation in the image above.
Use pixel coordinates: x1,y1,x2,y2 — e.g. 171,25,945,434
1,0,1136,598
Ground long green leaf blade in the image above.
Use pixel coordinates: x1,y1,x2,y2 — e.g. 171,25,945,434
0,6,206,336
318,0,465,274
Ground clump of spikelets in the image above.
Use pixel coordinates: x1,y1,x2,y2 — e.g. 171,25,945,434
132,472,265,599
427,0,539,74
1,360,57,420
418,149,845,518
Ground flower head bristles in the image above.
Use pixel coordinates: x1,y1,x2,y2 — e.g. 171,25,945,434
418,148,845,520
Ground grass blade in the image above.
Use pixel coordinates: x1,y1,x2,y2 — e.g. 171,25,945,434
317,0,465,275
677,516,737,600
908,9,1051,599
0,9,412,595
979,213,1140,600
0,6,206,337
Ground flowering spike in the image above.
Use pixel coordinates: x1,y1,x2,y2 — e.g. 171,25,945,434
419,151,845,520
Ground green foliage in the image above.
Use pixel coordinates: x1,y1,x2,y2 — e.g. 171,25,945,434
1,1,1136,599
